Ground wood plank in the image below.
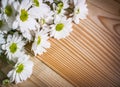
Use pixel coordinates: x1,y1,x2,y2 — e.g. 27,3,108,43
35,0,120,86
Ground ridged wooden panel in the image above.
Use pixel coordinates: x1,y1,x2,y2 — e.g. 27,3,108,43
35,0,120,86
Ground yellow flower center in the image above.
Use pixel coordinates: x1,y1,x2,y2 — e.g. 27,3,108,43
5,5,13,16
56,23,64,31
40,18,45,25
20,9,28,22
9,43,17,53
37,36,41,45
33,0,40,7
76,8,80,14
57,2,63,14
16,64,24,73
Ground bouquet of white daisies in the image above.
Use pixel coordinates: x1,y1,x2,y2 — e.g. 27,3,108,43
0,0,88,85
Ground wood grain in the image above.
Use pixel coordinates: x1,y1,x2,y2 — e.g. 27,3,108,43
16,55,74,87
35,0,120,86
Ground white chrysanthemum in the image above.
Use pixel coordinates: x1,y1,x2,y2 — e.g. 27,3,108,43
7,54,33,84
29,0,54,27
54,0,69,16
2,32,26,60
38,11,54,27
0,31,5,54
29,0,51,19
32,29,50,56
50,16,72,39
1,0,16,28
0,14,11,32
73,0,88,24
12,0,39,40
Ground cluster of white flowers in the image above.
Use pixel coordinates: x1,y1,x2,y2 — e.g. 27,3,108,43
0,0,88,84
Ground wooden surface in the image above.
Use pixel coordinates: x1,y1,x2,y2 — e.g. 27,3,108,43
37,0,120,86
2,0,120,87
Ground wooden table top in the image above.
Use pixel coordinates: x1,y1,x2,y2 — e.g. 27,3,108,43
1,0,120,87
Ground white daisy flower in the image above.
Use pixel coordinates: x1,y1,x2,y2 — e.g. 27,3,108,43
50,16,72,39
32,29,50,56
54,0,69,16
0,14,11,32
7,54,33,84
38,11,54,27
72,0,88,24
1,0,16,28
29,0,51,19
29,0,54,27
12,0,39,40
2,32,26,60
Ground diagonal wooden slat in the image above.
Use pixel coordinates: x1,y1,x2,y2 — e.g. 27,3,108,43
35,0,120,86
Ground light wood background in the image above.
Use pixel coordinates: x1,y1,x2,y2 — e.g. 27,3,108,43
1,0,120,87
